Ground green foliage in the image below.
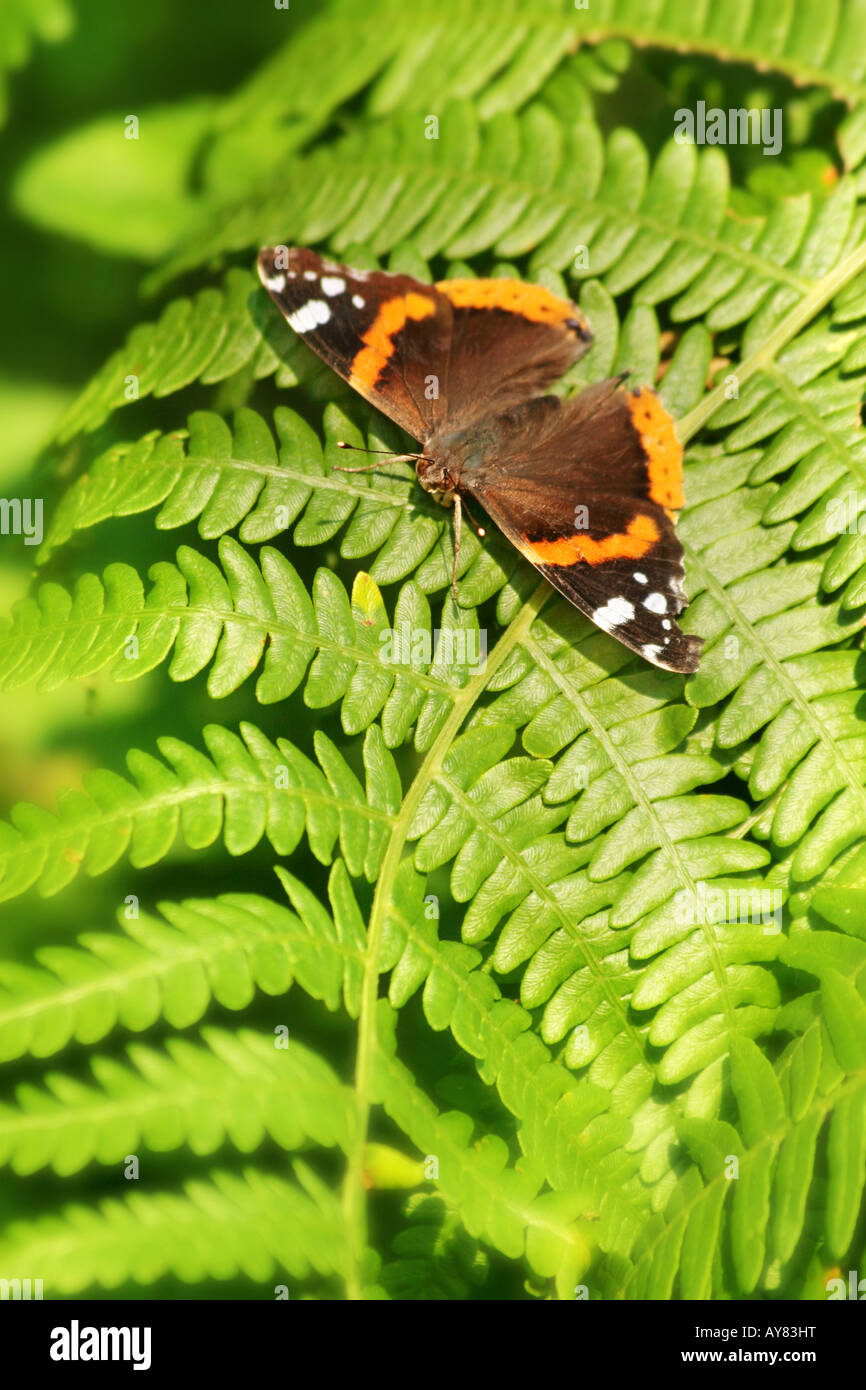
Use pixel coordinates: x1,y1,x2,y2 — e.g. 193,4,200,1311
0,1163,352,1293
0,0,73,127
0,1027,355,1174
2,0,866,1301
0,720,403,900
12,100,217,259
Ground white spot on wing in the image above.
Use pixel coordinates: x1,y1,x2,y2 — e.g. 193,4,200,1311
593,597,635,628
321,275,346,297
287,300,331,333
642,643,662,660
633,572,648,584
643,592,667,614
352,294,365,308
263,272,285,293
303,270,317,281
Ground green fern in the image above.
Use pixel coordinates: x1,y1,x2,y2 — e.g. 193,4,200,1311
0,1027,355,1174
3,0,866,1302
0,1163,353,1293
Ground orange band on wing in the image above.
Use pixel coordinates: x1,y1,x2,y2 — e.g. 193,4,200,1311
522,513,660,566
436,278,581,327
626,388,683,513
349,292,436,391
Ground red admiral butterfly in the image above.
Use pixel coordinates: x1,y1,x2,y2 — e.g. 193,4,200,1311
257,246,703,674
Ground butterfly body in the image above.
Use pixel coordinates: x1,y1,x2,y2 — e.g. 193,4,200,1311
258,246,703,674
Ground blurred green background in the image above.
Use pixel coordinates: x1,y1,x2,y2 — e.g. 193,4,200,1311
0,3,323,825
0,8,338,1296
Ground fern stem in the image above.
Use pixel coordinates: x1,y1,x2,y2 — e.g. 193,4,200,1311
729,788,785,841
678,240,866,443
340,579,551,1298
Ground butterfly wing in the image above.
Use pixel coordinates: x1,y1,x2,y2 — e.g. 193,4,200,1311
257,248,592,440
430,275,592,432
454,383,702,673
258,247,449,438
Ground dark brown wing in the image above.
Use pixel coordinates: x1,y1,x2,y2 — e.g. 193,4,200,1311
453,385,702,673
258,247,450,438
257,247,592,440
430,275,592,433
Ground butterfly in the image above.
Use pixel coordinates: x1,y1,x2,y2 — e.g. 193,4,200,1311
257,246,703,673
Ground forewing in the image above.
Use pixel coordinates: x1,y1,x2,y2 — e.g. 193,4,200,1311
258,246,451,439
258,249,593,440
432,277,592,431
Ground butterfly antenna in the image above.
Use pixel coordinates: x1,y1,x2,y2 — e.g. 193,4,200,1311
333,440,430,473
460,493,486,539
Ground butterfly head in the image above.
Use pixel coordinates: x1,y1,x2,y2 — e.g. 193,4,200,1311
415,453,458,503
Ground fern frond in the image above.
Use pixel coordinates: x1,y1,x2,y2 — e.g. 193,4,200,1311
185,0,866,174
371,998,592,1298
278,856,652,1254
0,720,403,903
679,327,866,884
625,1012,866,1298
215,0,603,167
381,1192,489,1299
52,270,322,444
0,1162,353,1293
464,651,778,1087
151,0,866,293
149,105,819,300
612,904,866,1296
0,1028,354,1175
42,404,432,564
571,0,866,106
1,544,500,744
0,885,368,1059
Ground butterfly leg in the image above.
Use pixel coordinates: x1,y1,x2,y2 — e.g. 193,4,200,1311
451,493,462,603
